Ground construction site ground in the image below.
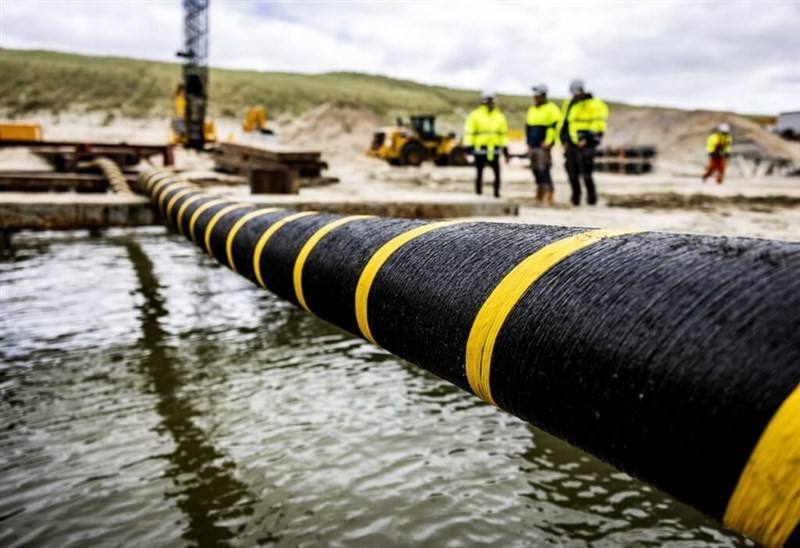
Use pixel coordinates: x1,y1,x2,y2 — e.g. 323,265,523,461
2,108,799,241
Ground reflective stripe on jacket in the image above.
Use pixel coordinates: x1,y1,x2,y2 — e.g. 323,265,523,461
557,96,608,145
706,132,733,155
464,105,509,160
525,101,562,147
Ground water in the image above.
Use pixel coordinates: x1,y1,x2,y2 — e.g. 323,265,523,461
0,229,746,547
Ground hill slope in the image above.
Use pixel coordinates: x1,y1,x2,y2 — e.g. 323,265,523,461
1,48,794,168
0,48,544,120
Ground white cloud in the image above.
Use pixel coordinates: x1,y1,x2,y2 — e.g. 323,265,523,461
1,0,798,113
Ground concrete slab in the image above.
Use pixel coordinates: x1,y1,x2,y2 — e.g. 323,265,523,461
0,191,517,231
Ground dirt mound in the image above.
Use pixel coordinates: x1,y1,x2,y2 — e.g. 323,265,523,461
606,191,800,211
277,103,384,164
606,109,796,172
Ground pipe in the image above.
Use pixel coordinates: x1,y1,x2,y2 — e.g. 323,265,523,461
136,169,800,546
90,156,133,194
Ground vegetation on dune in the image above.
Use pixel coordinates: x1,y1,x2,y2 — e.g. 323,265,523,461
0,48,542,122
0,48,763,125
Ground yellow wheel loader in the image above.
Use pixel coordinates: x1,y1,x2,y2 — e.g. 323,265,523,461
366,115,468,167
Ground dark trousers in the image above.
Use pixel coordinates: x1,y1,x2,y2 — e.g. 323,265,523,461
564,145,597,205
474,154,501,197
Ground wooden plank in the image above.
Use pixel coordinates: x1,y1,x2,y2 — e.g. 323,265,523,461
0,171,110,192
0,140,174,167
215,142,322,162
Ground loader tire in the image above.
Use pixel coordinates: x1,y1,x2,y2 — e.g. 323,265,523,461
401,142,426,167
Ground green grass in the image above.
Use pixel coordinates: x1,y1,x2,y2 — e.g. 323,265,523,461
0,48,758,124
0,48,555,123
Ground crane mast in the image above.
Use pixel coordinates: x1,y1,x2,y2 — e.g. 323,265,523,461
177,0,209,150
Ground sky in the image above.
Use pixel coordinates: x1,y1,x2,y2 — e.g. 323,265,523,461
1,0,798,114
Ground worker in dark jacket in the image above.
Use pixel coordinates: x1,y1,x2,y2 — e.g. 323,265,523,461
526,84,561,204
557,79,609,206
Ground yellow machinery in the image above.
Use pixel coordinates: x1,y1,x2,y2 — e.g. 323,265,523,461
169,84,217,146
367,115,467,167
0,123,43,142
242,106,274,135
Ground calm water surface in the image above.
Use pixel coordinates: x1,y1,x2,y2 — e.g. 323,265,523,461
0,229,746,546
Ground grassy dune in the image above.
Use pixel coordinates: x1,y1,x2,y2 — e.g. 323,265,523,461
0,48,583,122
3,48,766,127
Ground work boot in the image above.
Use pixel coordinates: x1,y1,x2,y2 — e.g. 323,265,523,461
535,187,544,203
544,190,554,205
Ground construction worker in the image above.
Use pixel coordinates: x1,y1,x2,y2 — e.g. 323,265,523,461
463,91,509,198
557,79,608,206
702,123,733,184
526,84,561,204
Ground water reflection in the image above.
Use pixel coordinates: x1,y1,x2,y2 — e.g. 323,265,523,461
123,239,256,546
0,231,745,547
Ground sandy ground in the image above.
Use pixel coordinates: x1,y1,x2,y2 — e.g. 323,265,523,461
2,109,799,241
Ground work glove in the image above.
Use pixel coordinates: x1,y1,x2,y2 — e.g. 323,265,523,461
503,147,510,162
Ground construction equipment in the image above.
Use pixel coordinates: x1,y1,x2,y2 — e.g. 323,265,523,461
169,0,216,149
170,85,216,146
0,123,43,142
367,115,468,167
242,106,274,135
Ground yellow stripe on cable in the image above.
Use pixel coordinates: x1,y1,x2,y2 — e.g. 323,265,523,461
188,199,229,244
465,228,640,404
157,182,193,212
252,211,317,288
723,383,800,547
175,194,209,234
165,188,196,223
150,176,175,199
142,171,166,192
146,172,172,193
224,208,283,272
141,171,162,192
203,204,253,255
354,220,468,345
293,216,374,312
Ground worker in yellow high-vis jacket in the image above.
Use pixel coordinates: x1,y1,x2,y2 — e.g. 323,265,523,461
702,123,733,184
557,79,609,206
463,91,509,198
526,84,562,204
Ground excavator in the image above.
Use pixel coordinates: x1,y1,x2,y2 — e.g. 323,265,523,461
367,115,468,167
242,106,274,135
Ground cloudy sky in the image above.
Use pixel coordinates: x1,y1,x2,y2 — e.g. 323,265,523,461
1,0,798,113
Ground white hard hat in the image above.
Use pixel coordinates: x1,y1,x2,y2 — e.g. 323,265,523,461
531,84,548,96
569,79,586,94
718,123,731,133
481,90,496,101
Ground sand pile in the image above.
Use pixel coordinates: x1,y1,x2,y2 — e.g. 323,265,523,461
606,109,797,172
278,103,384,165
